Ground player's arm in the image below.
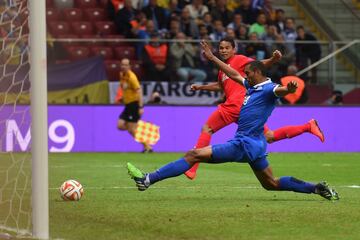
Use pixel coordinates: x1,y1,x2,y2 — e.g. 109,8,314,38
136,87,143,107
130,73,144,114
200,40,245,85
261,50,282,68
190,82,221,91
135,86,145,115
274,81,298,97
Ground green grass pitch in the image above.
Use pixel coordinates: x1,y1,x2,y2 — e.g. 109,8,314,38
49,153,360,240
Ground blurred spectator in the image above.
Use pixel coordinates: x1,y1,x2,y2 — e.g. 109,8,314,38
184,0,209,20
147,91,167,104
280,65,308,104
107,0,124,20
225,27,236,39
108,0,138,22
114,0,136,37
274,9,285,33
249,12,267,38
130,11,147,32
235,24,248,54
142,33,170,81
235,0,259,25
245,32,267,60
142,0,169,31
205,0,217,11
295,25,321,84
178,0,192,9
209,19,226,41
167,0,182,18
135,20,156,57
263,24,280,54
225,28,242,53
180,7,199,38
227,13,243,30
211,0,233,26
251,0,264,10
157,0,170,8
327,90,343,105
236,23,248,40
266,34,291,82
198,24,211,40
131,0,148,9
227,0,241,11
1,29,28,66
170,32,207,82
202,12,214,34
282,17,297,58
262,0,275,22
165,17,181,39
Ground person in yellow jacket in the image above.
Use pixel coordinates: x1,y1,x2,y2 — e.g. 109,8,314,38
117,58,152,153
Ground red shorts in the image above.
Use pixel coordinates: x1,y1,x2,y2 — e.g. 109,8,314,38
206,109,238,133
206,109,272,135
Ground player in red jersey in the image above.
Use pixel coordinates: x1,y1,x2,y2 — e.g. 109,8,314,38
185,37,324,180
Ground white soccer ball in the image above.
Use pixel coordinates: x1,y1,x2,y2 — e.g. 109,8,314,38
59,180,84,201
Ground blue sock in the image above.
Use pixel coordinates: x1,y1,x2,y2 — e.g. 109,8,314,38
148,158,191,184
279,176,316,194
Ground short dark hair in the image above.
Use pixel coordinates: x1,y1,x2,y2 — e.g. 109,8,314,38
246,61,266,75
276,8,284,14
296,25,305,31
219,36,236,48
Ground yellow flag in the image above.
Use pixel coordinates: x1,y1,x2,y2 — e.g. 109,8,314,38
134,120,160,145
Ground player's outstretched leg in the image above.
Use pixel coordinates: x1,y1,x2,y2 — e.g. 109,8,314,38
252,163,339,201
128,157,192,191
266,119,325,143
314,181,339,200
129,147,212,191
127,163,150,191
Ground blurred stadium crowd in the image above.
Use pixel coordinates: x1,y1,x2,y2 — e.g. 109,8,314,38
3,0,358,104
41,0,321,84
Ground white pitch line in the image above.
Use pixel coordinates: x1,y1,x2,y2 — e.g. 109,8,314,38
51,165,125,168
0,225,31,237
49,185,360,190
343,185,360,188
2,185,359,191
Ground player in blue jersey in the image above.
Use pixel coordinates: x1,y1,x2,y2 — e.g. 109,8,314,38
126,41,339,201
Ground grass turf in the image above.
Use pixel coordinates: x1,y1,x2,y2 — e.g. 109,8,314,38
48,152,360,240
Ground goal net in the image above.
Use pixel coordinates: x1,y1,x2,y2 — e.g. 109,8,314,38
0,0,32,237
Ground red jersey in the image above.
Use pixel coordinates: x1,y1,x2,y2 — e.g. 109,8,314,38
217,54,254,120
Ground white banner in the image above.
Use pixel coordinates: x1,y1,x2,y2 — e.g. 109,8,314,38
109,81,222,105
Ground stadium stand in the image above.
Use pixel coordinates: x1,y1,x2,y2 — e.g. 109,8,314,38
63,8,83,21
44,0,359,104
48,21,71,36
46,8,61,21
84,8,107,21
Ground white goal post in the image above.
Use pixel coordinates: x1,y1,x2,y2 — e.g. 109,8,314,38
29,0,49,239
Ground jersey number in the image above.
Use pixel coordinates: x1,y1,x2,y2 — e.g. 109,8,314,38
243,95,251,105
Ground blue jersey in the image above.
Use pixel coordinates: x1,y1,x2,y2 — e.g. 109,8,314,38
235,78,279,137
211,78,279,165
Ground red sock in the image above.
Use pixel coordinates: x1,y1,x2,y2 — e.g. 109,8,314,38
195,132,212,148
186,132,212,175
273,123,311,142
